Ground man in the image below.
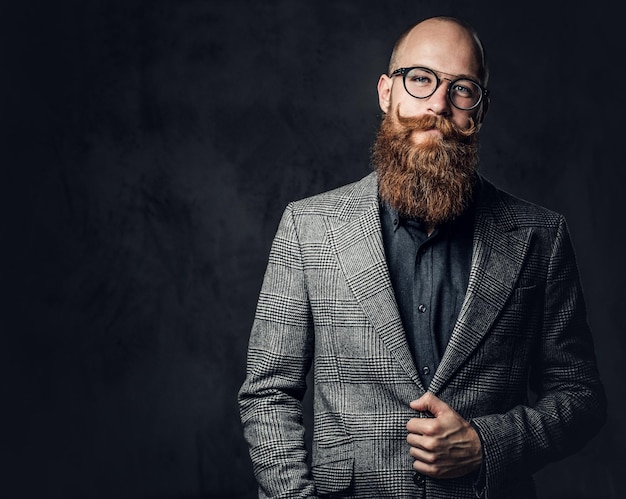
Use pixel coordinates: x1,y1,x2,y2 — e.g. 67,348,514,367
238,16,606,498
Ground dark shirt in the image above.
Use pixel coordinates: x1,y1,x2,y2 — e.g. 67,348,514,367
380,203,475,388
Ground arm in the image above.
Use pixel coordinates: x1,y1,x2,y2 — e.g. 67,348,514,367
470,216,607,493
238,204,316,498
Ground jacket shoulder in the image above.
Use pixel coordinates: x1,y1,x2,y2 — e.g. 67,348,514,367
478,176,564,230
289,172,378,221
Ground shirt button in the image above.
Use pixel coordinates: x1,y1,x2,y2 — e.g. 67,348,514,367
422,366,431,376
418,304,427,313
393,218,398,226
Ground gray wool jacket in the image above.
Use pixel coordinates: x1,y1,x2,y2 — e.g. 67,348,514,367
238,172,606,499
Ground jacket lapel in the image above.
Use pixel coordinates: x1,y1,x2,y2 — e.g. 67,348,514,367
429,180,533,394
325,174,533,393
325,174,424,388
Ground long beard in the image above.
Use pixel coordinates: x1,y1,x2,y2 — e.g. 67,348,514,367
372,108,480,225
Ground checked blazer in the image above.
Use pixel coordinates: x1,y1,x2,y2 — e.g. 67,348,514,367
238,172,606,498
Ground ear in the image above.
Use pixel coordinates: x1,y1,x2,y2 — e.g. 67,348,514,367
377,74,393,114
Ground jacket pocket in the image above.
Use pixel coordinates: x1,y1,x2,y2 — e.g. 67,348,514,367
312,439,354,496
509,283,538,305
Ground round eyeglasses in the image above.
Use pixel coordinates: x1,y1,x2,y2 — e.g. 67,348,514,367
390,66,489,111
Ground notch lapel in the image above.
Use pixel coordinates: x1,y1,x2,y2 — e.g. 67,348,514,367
429,186,533,395
326,198,423,388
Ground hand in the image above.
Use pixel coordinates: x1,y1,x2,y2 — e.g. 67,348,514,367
406,392,482,479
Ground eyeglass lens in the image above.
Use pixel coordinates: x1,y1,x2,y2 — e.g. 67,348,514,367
402,67,482,110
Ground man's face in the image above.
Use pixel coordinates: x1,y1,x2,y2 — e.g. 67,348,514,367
377,20,485,139
372,19,486,225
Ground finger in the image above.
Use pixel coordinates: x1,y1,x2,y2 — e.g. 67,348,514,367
408,445,437,464
406,416,437,435
409,392,438,412
410,392,449,417
412,458,449,480
407,432,437,451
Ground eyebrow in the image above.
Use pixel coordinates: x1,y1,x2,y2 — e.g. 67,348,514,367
409,65,477,81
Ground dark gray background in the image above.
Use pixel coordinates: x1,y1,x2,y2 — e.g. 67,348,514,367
3,1,624,498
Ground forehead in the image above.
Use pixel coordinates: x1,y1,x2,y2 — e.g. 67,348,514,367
395,20,481,78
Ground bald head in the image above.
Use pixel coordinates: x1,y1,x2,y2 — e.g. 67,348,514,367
388,17,488,86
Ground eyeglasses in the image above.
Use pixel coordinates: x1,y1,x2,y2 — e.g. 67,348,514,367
390,66,489,111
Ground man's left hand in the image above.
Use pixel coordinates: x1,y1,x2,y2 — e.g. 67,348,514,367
406,392,482,479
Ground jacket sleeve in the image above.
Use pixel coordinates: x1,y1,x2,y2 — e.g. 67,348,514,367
470,215,607,497
238,203,316,498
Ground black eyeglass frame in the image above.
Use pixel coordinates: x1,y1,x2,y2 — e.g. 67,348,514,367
390,66,489,111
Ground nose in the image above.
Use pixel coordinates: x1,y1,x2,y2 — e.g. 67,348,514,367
427,79,452,116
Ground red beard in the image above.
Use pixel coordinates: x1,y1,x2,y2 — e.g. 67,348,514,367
372,108,480,225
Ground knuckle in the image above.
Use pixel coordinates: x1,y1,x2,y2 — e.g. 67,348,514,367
423,436,439,452
423,420,439,435
430,466,444,478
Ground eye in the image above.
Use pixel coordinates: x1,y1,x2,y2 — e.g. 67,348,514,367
406,69,435,88
452,83,475,97
410,75,431,84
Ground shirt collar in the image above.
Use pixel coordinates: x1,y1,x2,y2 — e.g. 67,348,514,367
379,194,477,235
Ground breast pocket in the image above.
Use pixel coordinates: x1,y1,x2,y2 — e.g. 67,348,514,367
509,281,539,305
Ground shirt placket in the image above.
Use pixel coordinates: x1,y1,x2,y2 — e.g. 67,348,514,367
413,235,437,389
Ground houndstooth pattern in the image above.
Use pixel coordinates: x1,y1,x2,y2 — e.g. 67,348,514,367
238,172,606,498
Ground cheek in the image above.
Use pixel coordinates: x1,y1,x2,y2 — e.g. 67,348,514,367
391,94,427,117
451,112,475,130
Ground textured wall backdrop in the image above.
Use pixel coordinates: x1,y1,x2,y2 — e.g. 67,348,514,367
3,1,624,498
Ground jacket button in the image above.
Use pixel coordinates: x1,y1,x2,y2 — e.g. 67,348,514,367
413,472,425,485
418,304,427,313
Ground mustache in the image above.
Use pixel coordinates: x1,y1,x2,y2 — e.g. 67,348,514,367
392,107,477,143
